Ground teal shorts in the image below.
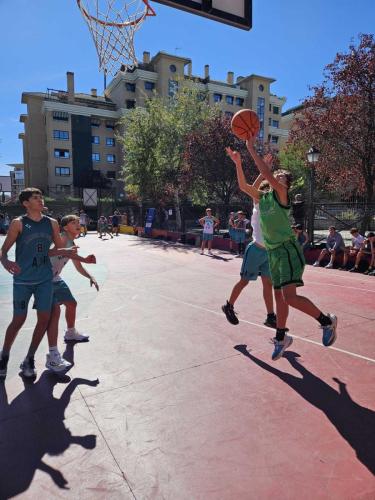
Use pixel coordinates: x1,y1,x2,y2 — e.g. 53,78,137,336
241,242,271,281
229,227,236,240
52,280,76,305
13,280,53,316
268,239,305,289
202,232,214,241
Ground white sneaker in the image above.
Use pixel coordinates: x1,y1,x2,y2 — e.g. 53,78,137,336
46,353,72,373
200,250,204,255
313,261,320,267
325,263,333,269
208,250,213,255
19,357,37,378
64,328,89,342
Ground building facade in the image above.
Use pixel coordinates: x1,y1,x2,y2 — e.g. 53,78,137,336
19,51,289,195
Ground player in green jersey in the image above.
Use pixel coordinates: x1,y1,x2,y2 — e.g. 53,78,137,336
226,138,337,361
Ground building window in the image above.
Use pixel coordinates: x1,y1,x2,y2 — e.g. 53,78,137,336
259,84,264,92
269,104,272,112
107,154,116,163
273,106,279,115
235,97,244,106
226,95,234,105
106,137,115,146
126,100,136,109
169,64,177,73
53,111,69,121
144,81,155,91
271,135,279,144
107,171,116,179
54,149,70,159
225,111,234,118
268,117,272,126
106,121,115,129
168,79,179,97
257,97,265,141
53,130,69,140
92,153,100,162
91,118,101,127
56,185,70,193
55,167,71,176
126,82,136,92
213,93,222,103
272,120,279,128
92,136,100,144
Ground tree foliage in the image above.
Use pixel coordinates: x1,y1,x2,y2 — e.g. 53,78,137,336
119,86,218,205
184,115,258,208
290,34,375,207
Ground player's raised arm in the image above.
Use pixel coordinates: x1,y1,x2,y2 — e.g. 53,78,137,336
226,147,259,202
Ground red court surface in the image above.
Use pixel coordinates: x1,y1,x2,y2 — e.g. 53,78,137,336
0,233,374,499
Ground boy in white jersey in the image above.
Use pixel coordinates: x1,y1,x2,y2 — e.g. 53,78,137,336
46,215,98,372
199,208,219,255
222,155,277,328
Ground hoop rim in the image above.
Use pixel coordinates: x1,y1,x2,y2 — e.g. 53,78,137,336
76,0,156,28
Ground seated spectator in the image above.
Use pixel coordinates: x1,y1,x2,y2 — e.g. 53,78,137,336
313,226,345,269
292,224,309,251
340,227,365,270
349,231,375,273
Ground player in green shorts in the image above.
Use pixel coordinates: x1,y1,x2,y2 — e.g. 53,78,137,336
226,139,337,361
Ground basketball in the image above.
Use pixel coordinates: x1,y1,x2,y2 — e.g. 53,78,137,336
231,109,260,140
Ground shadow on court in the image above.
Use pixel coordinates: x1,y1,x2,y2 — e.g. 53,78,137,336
0,372,99,499
234,345,375,476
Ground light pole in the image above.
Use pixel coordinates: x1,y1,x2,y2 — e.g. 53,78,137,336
307,147,320,246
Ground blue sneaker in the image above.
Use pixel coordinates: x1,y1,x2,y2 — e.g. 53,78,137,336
321,314,338,346
271,335,293,361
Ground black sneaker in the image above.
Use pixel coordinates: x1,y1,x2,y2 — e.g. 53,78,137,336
264,314,277,328
222,301,239,325
20,357,37,378
349,267,360,273
0,352,9,379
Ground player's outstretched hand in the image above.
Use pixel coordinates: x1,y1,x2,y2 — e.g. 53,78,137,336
246,136,257,152
1,258,21,275
225,147,241,164
84,254,96,264
90,278,99,291
63,247,78,258
264,153,273,167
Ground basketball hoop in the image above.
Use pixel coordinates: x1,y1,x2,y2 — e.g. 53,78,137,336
77,0,156,75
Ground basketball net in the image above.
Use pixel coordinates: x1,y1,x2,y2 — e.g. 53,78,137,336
77,0,156,75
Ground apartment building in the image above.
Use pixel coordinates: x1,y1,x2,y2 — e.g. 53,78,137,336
20,73,124,197
19,51,289,195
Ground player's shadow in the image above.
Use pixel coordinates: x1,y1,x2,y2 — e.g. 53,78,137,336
0,372,99,498
234,345,375,476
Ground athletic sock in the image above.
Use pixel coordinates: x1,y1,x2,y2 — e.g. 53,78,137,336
317,312,332,327
276,328,287,341
66,327,75,334
49,346,59,356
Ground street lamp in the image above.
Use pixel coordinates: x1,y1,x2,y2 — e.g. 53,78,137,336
307,147,320,246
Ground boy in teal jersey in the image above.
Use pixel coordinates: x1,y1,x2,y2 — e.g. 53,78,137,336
226,139,337,361
0,188,79,379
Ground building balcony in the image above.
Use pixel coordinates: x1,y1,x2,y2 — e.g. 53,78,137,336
268,126,289,138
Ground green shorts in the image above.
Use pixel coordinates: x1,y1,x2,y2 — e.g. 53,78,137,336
268,239,305,289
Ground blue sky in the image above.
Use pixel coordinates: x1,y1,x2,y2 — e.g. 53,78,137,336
0,0,374,175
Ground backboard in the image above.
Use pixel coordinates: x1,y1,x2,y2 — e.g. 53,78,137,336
152,0,252,30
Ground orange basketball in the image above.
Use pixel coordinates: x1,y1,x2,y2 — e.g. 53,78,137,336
231,109,260,140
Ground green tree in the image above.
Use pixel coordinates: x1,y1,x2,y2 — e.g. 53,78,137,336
279,142,309,196
119,86,218,229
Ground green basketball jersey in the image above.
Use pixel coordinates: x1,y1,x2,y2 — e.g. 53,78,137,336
259,190,295,250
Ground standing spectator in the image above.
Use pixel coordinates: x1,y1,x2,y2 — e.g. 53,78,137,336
292,194,305,226
228,212,236,253
313,226,345,268
349,232,375,273
0,213,5,235
79,210,88,237
4,214,10,233
111,210,120,236
341,227,365,270
97,215,113,239
199,208,219,255
234,211,249,256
